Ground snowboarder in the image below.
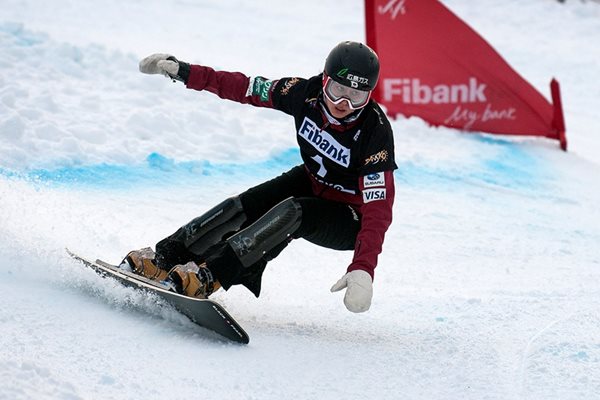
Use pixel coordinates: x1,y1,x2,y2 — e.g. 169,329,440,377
128,41,396,313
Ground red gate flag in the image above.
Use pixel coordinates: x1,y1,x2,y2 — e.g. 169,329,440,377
365,0,567,150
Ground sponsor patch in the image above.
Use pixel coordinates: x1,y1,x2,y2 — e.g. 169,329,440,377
364,149,389,166
246,76,274,102
280,77,300,95
363,172,385,188
298,117,350,167
363,188,386,203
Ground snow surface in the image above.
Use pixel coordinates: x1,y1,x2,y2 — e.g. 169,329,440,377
1,1,599,399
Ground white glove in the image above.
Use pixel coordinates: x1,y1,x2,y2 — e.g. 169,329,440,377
139,53,180,77
330,270,373,313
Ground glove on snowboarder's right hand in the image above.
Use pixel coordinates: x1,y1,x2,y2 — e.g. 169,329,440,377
139,53,190,83
139,53,179,75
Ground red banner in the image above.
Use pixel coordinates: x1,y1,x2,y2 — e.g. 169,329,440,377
365,0,567,150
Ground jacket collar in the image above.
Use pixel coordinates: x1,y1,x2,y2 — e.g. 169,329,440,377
318,96,364,129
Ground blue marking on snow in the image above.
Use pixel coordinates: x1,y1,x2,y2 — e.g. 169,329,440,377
570,351,590,362
0,139,552,194
0,22,46,46
0,148,302,190
396,137,551,192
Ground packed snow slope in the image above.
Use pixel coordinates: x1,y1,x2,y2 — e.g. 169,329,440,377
1,1,599,399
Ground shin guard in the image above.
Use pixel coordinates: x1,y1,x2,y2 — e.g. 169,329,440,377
226,197,302,268
184,196,247,256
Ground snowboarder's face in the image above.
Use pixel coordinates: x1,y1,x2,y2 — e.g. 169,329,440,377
324,96,354,119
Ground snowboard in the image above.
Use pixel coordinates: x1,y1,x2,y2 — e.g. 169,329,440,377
66,249,249,344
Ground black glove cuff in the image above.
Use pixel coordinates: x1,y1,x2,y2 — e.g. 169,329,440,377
176,61,191,84
166,56,191,84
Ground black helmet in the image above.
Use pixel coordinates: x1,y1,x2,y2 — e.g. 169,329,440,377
324,41,380,91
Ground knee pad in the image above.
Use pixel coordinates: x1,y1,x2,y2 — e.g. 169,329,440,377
226,197,302,268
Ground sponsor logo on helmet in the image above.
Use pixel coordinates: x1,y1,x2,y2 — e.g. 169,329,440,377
364,150,389,166
336,68,369,88
298,117,350,167
336,68,348,78
347,74,369,86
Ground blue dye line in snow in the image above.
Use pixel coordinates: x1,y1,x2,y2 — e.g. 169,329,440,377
0,22,47,47
397,137,551,191
0,139,551,192
1,149,303,190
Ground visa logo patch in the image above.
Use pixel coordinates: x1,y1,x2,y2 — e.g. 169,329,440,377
363,172,385,188
363,188,386,203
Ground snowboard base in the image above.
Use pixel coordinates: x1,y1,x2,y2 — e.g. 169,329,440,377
66,249,249,344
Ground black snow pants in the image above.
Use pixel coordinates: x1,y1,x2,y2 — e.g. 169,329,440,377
156,165,361,296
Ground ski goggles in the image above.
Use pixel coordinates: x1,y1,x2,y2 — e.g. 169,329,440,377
323,75,372,110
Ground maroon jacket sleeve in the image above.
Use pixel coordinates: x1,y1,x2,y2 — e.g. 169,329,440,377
185,64,277,108
347,170,395,280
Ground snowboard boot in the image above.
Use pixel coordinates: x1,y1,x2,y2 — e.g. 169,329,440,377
124,247,169,281
168,261,221,299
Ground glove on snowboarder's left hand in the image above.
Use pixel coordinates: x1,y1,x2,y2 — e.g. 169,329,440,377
330,270,373,313
139,53,190,83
